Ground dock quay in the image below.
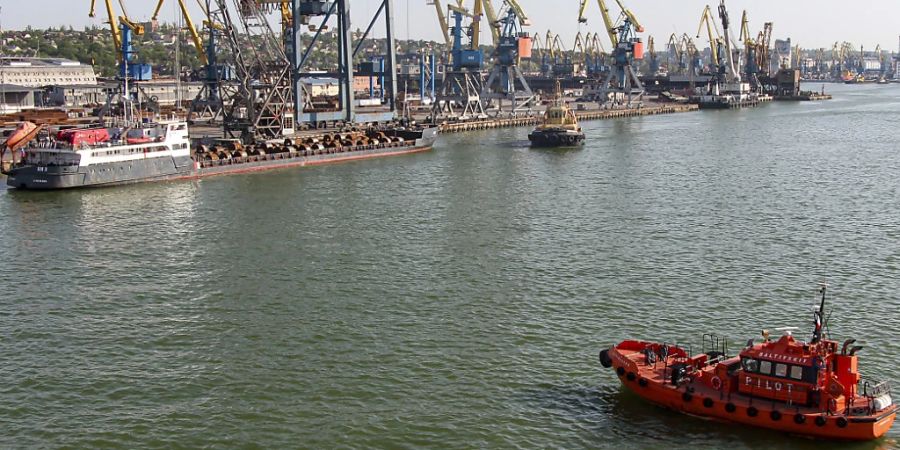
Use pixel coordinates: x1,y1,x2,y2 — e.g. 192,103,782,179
774,93,833,101
435,104,699,134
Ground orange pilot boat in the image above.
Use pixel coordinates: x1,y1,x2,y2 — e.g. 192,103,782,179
599,284,897,440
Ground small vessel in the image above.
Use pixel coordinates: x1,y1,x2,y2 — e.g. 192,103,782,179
4,121,439,190
599,284,897,440
528,82,584,147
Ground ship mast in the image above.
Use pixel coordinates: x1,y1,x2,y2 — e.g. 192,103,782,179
812,283,827,343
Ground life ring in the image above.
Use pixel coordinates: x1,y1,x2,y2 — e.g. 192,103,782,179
710,376,723,391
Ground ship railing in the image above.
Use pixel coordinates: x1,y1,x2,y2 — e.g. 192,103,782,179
660,341,693,386
860,379,891,398
701,334,729,367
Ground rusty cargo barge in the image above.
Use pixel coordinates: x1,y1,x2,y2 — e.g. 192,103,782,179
4,122,438,190
433,104,698,133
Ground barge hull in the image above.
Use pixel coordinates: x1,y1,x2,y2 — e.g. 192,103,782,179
7,129,438,190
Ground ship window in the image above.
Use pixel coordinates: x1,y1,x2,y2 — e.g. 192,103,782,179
741,357,758,373
790,365,803,380
775,363,787,377
759,360,772,375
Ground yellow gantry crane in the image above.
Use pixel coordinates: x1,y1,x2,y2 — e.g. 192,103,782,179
696,4,721,66
578,0,643,49
151,0,208,65
89,0,123,51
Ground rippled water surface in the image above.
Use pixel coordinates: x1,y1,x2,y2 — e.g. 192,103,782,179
1,83,899,448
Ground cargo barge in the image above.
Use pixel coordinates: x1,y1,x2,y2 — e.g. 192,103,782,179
3,121,438,190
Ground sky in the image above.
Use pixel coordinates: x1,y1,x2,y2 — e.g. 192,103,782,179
1,0,897,52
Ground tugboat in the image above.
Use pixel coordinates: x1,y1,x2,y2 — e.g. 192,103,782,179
528,82,584,148
599,284,897,440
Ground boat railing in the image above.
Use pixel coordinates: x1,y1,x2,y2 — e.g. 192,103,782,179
860,379,891,398
660,341,693,386
701,334,729,366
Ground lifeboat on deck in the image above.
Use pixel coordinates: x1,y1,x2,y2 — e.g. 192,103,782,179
5,121,41,151
599,284,897,440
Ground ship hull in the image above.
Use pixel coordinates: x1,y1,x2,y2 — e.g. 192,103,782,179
528,129,585,147
7,128,438,190
604,340,898,441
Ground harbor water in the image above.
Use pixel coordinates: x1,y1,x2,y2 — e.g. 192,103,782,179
1,83,899,448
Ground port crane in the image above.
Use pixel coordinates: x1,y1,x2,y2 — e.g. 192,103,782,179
696,4,722,75
715,1,749,93
430,1,487,120
646,35,659,75
666,33,685,75
578,0,646,106
480,0,537,113
738,10,763,90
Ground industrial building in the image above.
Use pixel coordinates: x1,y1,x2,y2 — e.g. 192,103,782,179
0,84,38,114
0,57,98,87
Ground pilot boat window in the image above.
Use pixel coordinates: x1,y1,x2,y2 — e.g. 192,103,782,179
775,363,788,377
759,360,772,375
790,365,803,380
741,357,758,372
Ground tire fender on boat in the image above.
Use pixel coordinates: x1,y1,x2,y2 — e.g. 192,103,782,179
599,349,613,368
836,416,848,428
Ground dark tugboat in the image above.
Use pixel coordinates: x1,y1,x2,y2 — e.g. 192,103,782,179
599,284,897,440
528,82,584,148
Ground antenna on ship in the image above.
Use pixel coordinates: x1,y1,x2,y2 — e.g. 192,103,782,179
811,281,828,343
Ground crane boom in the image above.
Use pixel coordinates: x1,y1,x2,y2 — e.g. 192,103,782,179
148,0,207,64
431,0,452,48
717,0,738,82
504,0,530,26
697,5,720,65
597,0,618,47
93,0,122,52
479,0,500,46
614,0,643,32
152,0,165,20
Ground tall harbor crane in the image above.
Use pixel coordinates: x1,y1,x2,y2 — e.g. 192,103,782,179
666,33,684,75
480,0,536,113
719,0,741,83
738,10,762,90
646,35,659,75
430,1,487,120
696,4,722,74
578,0,646,106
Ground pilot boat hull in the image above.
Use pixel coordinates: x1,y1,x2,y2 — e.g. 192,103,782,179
602,339,897,441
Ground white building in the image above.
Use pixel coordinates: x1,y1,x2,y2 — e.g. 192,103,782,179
0,57,98,87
